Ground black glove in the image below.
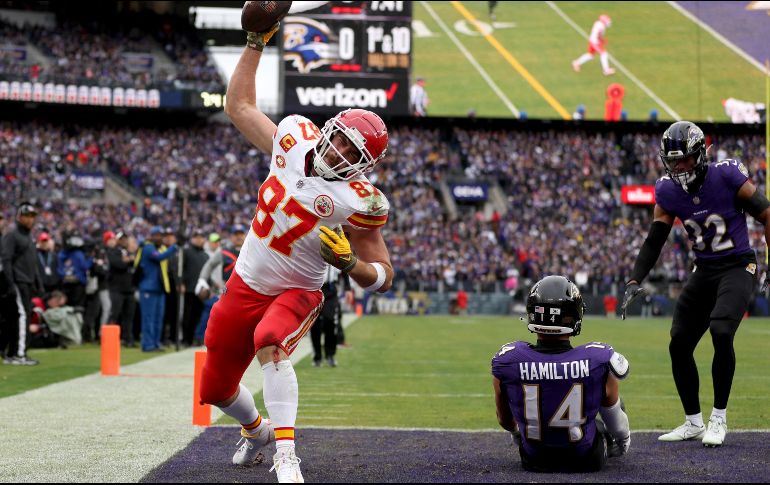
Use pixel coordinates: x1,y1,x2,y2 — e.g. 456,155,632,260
620,282,646,320
761,273,769,295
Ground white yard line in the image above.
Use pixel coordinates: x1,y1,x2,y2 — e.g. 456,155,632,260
0,314,358,482
545,1,682,120
420,0,521,117
667,1,766,73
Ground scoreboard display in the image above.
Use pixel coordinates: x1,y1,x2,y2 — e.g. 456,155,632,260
282,1,412,116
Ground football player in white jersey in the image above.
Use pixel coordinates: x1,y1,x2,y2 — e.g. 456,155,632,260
197,21,394,484
571,14,615,76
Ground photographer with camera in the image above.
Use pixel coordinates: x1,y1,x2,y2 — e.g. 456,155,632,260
58,230,92,311
82,236,108,343
107,231,137,347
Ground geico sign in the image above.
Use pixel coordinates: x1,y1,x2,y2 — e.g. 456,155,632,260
296,82,398,108
452,185,486,199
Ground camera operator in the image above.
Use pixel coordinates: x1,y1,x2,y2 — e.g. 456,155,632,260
107,231,137,347
82,236,107,342
58,230,93,311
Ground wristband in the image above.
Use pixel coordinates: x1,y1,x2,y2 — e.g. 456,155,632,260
363,262,387,292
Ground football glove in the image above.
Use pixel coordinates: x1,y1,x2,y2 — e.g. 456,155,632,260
246,22,280,52
607,434,631,457
319,225,358,273
620,282,646,320
761,273,769,295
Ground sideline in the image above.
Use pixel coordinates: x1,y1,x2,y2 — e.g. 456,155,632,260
0,314,358,482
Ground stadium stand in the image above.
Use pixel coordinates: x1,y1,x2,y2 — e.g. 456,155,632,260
1,116,766,308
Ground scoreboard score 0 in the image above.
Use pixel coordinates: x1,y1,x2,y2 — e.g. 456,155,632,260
282,1,412,115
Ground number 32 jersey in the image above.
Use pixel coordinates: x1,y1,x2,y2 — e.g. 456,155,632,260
655,160,752,262
236,115,390,296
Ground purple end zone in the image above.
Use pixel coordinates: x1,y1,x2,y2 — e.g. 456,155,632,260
676,1,770,67
141,427,770,483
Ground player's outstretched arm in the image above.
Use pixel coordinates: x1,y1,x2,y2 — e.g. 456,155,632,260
621,204,673,319
224,24,280,155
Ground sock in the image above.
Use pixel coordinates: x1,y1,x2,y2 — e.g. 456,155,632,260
600,52,610,71
686,412,704,427
262,360,298,453
574,53,593,66
711,408,727,422
220,383,261,430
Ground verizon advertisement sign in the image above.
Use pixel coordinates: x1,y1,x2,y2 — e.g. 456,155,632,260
622,185,656,205
284,76,409,115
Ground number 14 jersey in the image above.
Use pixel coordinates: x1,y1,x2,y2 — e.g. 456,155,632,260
236,115,390,295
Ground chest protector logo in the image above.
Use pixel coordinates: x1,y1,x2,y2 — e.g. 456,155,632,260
314,195,334,218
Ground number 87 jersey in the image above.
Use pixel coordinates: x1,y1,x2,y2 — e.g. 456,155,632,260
236,114,390,296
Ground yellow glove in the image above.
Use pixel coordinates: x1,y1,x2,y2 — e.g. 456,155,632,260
319,226,358,273
246,22,280,52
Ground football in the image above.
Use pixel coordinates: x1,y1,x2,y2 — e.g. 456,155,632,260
241,1,292,33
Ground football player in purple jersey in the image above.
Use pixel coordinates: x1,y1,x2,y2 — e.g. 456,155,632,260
492,276,630,472
621,121,770,447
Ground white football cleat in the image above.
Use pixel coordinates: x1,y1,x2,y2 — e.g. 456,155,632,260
702,416,727,447
270,449,304,483
603,67,616,76
232,419,275,466
572,61,581,72
658,420,706,442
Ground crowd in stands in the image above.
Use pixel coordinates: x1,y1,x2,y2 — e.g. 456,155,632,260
0,13,224,91
1,119,767,363
0,121,767,298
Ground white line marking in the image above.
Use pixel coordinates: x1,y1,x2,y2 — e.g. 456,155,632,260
420,0,520,117
302,392,489,398
667,1,766,73
545,1,682,120
216,424,770,433
0,315,361,482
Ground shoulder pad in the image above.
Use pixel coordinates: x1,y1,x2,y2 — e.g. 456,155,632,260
609,351,630,380
346,183,390,230
492,342,517,362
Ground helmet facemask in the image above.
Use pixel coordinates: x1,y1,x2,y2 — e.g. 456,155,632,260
660,122,708,194
312,117,378,181
661,150,706,193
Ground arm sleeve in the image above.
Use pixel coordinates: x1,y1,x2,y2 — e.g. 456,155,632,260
599,399,630,441
198,249,223,282
629,221,671,283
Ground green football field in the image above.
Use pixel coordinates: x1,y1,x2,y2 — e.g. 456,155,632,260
0,343,157,399
216,315,770,430
413,1,767,122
